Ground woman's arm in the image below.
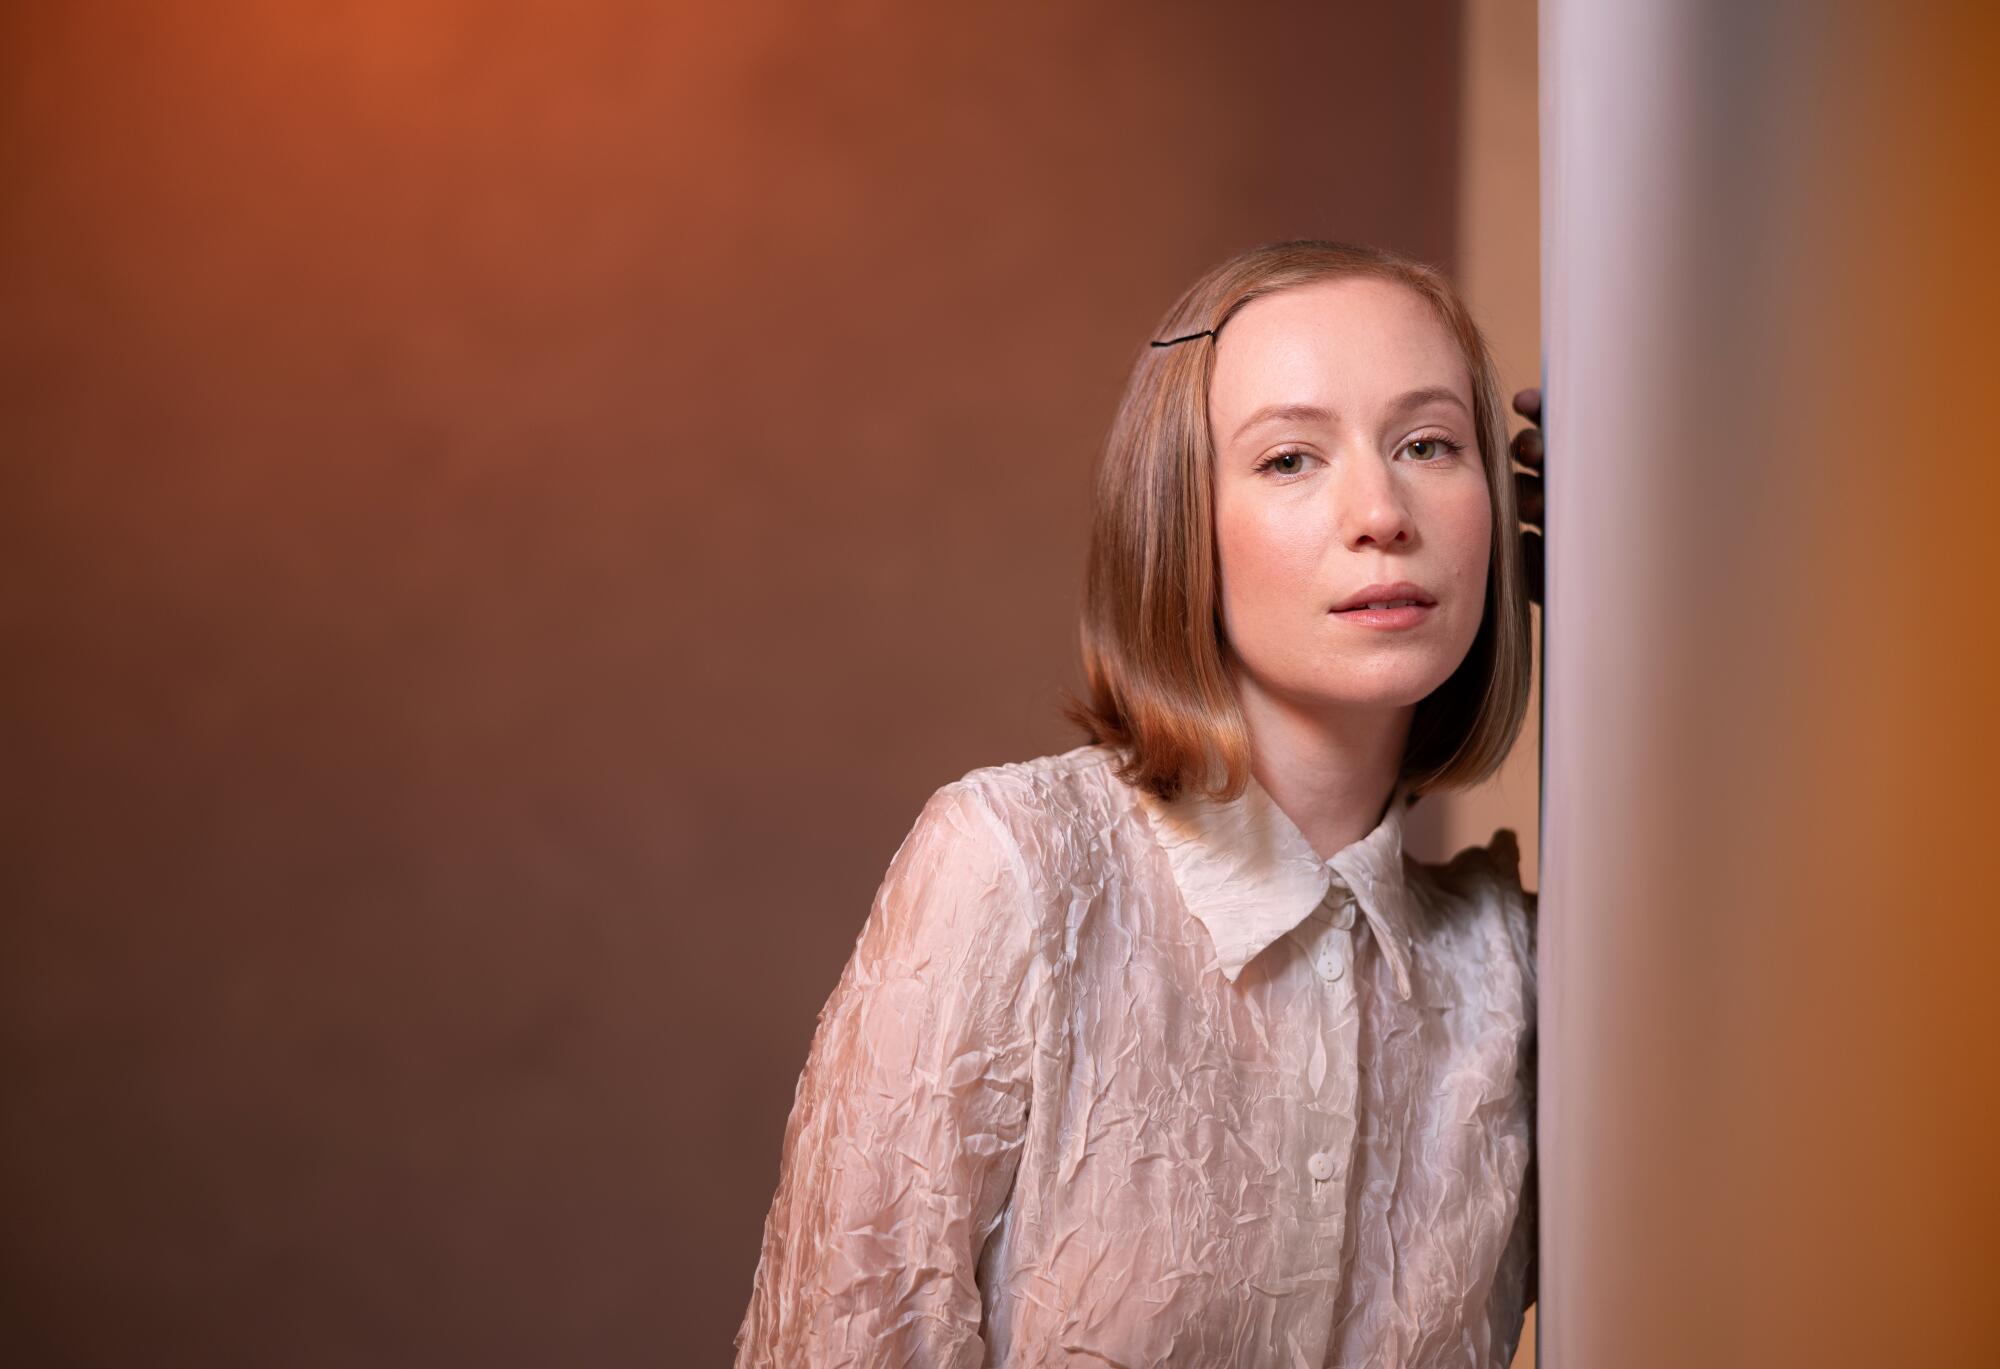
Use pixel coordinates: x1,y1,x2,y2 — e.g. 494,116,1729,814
733,781,1042,1368
1486,878,1540,1363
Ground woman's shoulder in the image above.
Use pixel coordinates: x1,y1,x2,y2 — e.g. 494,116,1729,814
917,743,1127,883
868,746,1123,965
1410,824,1538,992
933,742,1124,825
1418,825,1531,900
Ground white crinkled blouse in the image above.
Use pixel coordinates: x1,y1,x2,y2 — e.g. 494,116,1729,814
734,742,1538,1368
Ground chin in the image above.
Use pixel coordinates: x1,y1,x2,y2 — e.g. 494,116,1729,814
1293,661,1456,709
1256,672,1448,716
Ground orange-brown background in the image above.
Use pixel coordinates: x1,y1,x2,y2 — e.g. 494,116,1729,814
0,3,1542,1364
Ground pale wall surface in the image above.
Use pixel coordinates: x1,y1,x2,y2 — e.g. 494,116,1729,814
1536,2,1999,1365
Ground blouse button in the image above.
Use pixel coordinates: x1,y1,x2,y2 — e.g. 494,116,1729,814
1317,948,1344,982
1307,1150,1336,1181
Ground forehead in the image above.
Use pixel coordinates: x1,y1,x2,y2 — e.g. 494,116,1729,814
1208,277,1470,429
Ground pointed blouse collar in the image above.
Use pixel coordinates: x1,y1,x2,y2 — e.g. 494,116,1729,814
1137,770,1420,999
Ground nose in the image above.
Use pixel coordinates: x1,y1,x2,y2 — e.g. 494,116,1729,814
1333,455,1416,549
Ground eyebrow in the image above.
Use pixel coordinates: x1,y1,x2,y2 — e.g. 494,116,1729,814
1228,386,1471,445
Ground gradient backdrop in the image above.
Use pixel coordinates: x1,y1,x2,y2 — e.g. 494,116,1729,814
1,4,1542,1365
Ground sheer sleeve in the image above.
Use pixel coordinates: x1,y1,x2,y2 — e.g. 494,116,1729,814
1485,837,1539,1363
1517,883,1539,1316
1488,1015,1539,1366
733,781,1042,1368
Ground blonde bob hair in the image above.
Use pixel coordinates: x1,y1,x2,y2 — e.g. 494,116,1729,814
1059,239,1534,804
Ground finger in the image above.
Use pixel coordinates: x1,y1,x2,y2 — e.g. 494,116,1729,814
1511,387,1542,424
1520,527,1544,608
1510,425,1544,470
1514,469,1544,527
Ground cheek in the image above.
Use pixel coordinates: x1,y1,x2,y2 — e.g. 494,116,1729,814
1437,480,1495,584
1216,502,1325,609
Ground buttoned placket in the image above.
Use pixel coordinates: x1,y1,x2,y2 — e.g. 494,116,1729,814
1290,880,1366,1212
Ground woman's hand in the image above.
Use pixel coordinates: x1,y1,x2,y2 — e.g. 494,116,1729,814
1511,388,1545,607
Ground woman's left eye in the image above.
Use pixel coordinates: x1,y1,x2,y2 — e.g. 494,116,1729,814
1404,433,1466,462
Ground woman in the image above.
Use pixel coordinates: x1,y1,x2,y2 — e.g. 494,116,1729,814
734,240,1546,1367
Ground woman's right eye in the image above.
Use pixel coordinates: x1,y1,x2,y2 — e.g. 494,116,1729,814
1253,448,1315,477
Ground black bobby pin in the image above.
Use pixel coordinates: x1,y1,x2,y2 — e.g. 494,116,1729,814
1150,329,1217,348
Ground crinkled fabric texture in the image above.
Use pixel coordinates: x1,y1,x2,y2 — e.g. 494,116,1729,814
735,744,1537,1368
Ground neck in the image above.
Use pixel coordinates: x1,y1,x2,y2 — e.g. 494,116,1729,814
1233,674,1415,864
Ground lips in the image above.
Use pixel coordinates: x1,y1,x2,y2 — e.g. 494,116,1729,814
1331,581,1437,612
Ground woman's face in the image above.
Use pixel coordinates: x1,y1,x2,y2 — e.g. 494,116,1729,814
1208,276,1492,715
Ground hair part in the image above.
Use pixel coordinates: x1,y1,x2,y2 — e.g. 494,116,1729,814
1058,239,1534,804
